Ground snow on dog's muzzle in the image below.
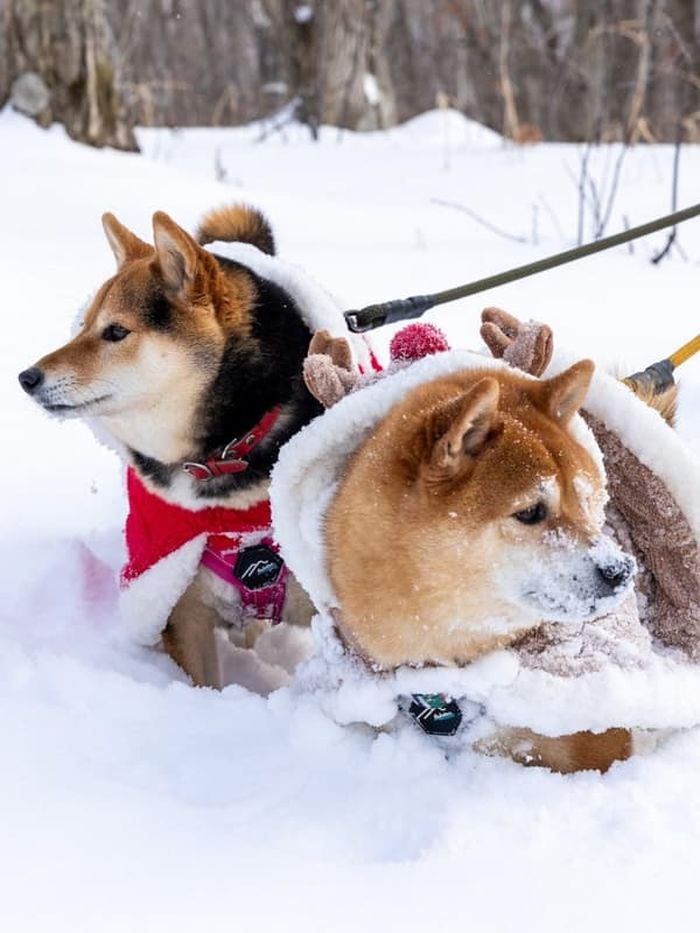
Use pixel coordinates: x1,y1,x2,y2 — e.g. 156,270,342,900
516,534,637,624
595,552,636,595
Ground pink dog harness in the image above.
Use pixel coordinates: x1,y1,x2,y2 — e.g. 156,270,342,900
122,469,289,625
201,533,289,624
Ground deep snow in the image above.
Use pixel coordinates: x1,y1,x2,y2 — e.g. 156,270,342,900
2,106,700,932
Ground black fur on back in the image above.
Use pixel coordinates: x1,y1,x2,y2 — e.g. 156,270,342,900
129,257,322,500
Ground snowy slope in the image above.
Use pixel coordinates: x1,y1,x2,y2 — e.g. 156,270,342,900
2,106,700,932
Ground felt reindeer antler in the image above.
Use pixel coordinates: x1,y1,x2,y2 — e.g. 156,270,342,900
480,307,553,377
303,323,452,409
304,313,553,411
303,329,359,409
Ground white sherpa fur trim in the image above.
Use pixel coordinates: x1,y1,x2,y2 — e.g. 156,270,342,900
117,535,207,646
271,348,700,735
295,614,700,735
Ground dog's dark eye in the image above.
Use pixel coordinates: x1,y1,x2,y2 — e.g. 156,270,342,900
102,324,130,342
513,502,548,525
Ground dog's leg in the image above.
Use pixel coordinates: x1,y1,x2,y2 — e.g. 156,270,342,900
282,574,316,628
476,727,633,774
162,579,222,689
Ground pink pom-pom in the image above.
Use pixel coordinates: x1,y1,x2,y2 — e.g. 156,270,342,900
389,323,450,363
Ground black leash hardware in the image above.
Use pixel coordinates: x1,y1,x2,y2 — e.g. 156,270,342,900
623,332,700,395
624,358,675,395
344,203,700,334
344,295,435,334
408,693,463,737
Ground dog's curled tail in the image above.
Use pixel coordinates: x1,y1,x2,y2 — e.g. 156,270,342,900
196,204,275,255
627,381,678,427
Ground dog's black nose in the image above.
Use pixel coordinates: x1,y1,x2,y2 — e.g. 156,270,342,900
18,367,44,394
596,555,635,591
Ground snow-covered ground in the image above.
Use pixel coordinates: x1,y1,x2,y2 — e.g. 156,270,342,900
2,107,700,931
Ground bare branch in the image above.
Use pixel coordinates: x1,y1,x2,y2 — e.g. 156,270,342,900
577,141,593,245
431,197,529,245
652,130,682,265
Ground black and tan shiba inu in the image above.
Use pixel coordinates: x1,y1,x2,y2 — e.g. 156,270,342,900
19,205,325,688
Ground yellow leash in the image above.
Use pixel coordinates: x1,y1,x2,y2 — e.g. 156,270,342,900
668,334,700,369
625,333,700,395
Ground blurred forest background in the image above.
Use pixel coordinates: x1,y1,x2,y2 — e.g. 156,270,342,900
2,0,700,151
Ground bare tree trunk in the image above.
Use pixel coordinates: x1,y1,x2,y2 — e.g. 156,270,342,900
2,0,136,150
1,0,698,143
261,0,396,134
625,0,657,142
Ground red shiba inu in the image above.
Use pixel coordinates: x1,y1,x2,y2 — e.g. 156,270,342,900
327,361,635,668
326,361,637,771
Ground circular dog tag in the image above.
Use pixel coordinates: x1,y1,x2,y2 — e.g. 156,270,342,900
233,544,284,591
408,693,463,737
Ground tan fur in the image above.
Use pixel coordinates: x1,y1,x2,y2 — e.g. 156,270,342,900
196,204,275,255
327,362,600,670
476,727,632,773
163,575,223,689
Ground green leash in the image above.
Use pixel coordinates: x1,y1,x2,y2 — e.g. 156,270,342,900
344,203,700,334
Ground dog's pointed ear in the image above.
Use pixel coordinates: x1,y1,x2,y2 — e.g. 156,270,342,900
152,211,207,296
541,360,594,424
427,378,500,478
102,213,151,268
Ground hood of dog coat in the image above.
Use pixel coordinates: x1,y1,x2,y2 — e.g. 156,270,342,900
204,241,379,374
270,348,606,614
271,348,700,736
